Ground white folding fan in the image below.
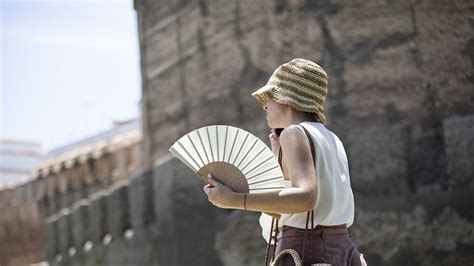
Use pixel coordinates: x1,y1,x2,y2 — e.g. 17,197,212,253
169,125,285,193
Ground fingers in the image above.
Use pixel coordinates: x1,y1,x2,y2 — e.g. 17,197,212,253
204,174,218,195
203,183,212,194
269,133,277,143
204,174,233,209
207,173,221,187
269,130,280,141
269,131,280,153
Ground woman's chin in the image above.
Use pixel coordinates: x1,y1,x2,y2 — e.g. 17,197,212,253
267,120,280,129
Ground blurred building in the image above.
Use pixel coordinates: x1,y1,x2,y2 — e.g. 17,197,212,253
0,119,143,266
0,139,44,188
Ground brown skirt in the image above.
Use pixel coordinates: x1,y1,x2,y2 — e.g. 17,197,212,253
274,226,362,266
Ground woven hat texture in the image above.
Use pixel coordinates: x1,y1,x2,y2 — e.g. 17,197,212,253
252,58,328,124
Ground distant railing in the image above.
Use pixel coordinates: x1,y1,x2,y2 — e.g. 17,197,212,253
45,168,155,265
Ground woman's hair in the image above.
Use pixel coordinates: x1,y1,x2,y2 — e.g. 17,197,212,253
305,112,319,122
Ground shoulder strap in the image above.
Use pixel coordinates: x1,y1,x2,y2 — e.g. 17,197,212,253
299,125,316,163
299,124,317,263
265,217,278,265
277,125,315,167
273,124,317,264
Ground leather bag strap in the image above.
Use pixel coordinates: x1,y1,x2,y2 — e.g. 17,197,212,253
266,124,317,265
300,125,317,263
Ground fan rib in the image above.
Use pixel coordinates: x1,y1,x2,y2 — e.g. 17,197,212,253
248,176,284,186
227,130,239,162
223,126,229,162
235,138,259,169
177,142,200,170
169,147,197,171
240,146,266,173
221,126,230,179
195,130,214,176
243,155,274,176
246,164,281,181
187,135,206,167
232,133,249,165
197,130,211,164
250,186,285,192
206,127,215,162
216,126,220,161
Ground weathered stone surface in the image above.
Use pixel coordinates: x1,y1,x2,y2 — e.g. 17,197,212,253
82,243,106,266
123,229,156,266
152,155,224,266
105,180,130,239
71,199,90,251
215,211,267,266
45,213,60,262
104,238,128,266
88,191,108,244
57,209,73,258
443,115,474,188
135,0,474,264
345,124,409,196
138,0,474,163
352,205,474,265
128,170,155,230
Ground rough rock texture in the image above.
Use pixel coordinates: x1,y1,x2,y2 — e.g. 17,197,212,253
443,115,474,188
152,155,225,266
136,0,474,164
134,0,474,265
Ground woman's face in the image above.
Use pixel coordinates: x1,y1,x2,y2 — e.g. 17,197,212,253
263,99,288,128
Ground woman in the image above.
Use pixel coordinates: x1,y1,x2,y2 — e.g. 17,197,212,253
204,58,365,266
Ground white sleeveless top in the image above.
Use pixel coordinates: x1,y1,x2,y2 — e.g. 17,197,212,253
260,122,355,242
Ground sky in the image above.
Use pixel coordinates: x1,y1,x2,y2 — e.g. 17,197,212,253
0,0,141,153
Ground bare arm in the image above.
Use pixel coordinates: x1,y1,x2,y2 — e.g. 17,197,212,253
204,125,317,214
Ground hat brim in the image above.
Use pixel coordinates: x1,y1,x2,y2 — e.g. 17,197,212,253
251,84,277,104
251,84,327,124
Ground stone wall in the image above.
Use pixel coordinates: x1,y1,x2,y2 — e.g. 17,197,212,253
44,115,474,265
347,115,474,265
44,156,269,266
136,0,474,165
134,0,474,265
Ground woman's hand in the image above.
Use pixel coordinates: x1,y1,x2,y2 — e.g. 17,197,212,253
203,174,243,209
269,129,281,156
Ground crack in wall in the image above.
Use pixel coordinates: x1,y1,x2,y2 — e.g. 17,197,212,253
315,11,348,128
175,14,191,130
348,2,421,67
230,0,267,125
136,0,153,169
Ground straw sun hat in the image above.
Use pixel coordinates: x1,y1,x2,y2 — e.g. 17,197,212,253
251,58,328,124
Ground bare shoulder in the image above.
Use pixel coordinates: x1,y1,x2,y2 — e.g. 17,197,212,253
280,125,306,147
